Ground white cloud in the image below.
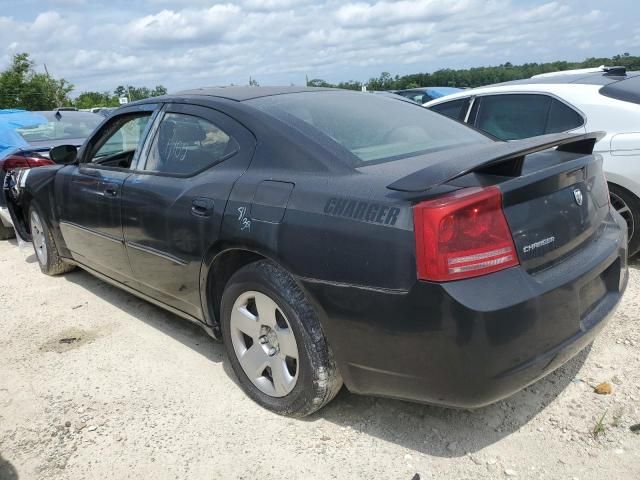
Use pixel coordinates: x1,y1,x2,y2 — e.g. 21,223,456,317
438,42,484,56
335,0,472,27
0,0,635,95
125,5,241,44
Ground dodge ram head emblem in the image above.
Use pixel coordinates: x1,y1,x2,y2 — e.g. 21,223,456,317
573,188,583,206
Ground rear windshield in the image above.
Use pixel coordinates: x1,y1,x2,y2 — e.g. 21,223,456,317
247,91,490,165
599,75,640,105
15,111,102,143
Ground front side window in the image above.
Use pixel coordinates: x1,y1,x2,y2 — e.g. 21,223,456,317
248,91,489,165
143,113,238,175
474,94,550,140
90,114,152,167
430,98,470,121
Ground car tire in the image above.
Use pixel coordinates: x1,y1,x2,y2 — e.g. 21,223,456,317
29,205,75,276
609,184,640,257
220,260,342,417
0,223,15,240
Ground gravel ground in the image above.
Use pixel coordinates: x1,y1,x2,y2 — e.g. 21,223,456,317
1,239,639,480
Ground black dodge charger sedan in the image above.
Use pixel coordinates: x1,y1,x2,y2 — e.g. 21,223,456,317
4,87,628,416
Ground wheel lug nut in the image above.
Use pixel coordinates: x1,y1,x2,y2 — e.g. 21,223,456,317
259,336,268,344
267,347,277,356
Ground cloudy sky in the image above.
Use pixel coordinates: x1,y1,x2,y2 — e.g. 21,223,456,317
0,0,638,95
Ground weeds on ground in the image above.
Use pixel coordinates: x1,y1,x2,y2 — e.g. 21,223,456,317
592,410,608,439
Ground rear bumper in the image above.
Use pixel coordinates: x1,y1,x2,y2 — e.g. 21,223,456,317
301,214,628,408
0,206,13,228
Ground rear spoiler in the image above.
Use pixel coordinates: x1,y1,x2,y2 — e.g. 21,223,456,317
386,132,605,193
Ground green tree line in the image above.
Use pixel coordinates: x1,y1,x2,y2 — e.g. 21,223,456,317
74,85,168,109
308,52,640,90
2,52,639,111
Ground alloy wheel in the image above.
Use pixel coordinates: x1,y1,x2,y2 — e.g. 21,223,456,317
610,191,635,246
229,290,299,397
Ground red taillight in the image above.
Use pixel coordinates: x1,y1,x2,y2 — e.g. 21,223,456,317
1,154,54,171
413,186,519,282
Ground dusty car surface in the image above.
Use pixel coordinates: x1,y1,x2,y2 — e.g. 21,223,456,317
4,86,629,417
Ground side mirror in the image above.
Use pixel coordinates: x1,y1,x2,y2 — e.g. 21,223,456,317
49,145,78,164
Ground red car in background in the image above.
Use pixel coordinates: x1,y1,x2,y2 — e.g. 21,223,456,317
0,109,102,239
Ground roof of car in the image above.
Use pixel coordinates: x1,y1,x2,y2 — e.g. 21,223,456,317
397,87,463,93
173,86,338,101
492,70,640,87
423,69,640,107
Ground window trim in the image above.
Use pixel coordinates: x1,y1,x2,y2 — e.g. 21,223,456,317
135,107,241,179
464,97,475,123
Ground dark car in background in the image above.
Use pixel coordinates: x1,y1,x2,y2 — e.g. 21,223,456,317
0,110,102,239
393,87,463,104
4,87,628,417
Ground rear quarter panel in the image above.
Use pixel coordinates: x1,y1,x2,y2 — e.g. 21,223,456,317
220,169,417,291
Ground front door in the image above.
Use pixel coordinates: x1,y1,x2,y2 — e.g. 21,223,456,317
121,103,256,318
57,105,158,284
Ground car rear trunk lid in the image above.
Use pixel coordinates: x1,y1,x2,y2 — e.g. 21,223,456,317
498,150,610,272
385,132,611,273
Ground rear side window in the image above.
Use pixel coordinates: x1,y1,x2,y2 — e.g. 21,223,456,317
143,112,238,176
600,75,640,105
546,99,583,133
248,91,490,165
474,94,550,140
429,98,470,121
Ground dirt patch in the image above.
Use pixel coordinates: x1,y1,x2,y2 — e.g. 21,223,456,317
40,328,99,353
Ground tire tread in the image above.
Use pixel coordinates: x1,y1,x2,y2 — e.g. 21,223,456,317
220,260,342,417
30,205,75,276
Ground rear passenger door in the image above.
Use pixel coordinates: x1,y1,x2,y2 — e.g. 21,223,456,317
469,94,585,140
121,103,256,318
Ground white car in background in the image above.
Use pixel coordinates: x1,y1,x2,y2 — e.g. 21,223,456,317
424,66,640,256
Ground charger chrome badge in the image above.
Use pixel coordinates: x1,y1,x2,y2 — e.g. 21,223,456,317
523,236,555,254
573,188,583,206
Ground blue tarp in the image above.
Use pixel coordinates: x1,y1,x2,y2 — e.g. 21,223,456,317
0,109,48,159
425,87,464,99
